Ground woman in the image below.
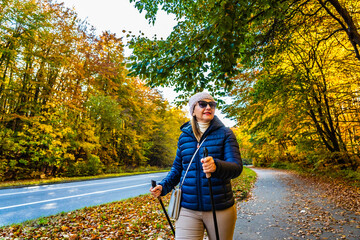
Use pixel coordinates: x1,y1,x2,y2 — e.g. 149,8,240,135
150,92,243,240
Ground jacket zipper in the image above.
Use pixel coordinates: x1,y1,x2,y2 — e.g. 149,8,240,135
196,141,204,211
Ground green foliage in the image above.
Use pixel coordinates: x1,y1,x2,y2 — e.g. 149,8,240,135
269,161,288,169
67,154,103,177
86,95,124,133
241,158,253,165
128,0,262,98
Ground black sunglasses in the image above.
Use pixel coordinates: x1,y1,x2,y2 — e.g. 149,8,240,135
198,101,217,109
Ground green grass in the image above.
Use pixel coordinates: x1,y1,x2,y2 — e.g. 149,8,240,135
0,167,170,189
232,166,257,201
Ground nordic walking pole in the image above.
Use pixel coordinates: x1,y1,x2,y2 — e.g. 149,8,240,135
151,180,175,236
203,147,220,240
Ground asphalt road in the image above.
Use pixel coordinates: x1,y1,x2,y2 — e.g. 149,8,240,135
0,172,168,227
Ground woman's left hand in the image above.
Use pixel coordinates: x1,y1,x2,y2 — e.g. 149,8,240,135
201,156,216,175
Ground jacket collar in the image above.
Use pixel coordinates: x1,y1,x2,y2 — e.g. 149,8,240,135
181,116,224,140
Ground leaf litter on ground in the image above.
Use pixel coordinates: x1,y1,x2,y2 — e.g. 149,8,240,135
278,170,360,239
0,167,257,239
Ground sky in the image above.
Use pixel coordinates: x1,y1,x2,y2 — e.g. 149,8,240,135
59,0,236,127
60,0,176,55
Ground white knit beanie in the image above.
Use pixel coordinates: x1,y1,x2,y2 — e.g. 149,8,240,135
188,92,215,116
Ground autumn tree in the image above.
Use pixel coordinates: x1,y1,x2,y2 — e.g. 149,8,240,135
225,0,360,170
128,0,360,171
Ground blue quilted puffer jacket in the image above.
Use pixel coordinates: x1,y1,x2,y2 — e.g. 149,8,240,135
159,116,243,211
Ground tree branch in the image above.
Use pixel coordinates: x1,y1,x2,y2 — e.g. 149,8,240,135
318,0,360,60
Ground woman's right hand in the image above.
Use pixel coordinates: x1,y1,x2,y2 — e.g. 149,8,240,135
150,184,163,198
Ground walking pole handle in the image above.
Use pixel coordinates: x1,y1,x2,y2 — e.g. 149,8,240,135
151,180,157,188
203,147,211,178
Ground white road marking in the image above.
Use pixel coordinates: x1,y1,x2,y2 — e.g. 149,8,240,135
0,173,164,197
0,183,149,210
41,203,57,210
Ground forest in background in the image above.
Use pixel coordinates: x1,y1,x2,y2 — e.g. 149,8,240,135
0,0,187,181
129,0,360,176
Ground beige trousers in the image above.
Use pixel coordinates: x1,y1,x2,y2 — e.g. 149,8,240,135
175,205,237,240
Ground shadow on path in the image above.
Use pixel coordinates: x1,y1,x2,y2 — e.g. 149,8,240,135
234,168,360,240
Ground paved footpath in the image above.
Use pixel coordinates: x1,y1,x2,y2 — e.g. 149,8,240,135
234,168,360,240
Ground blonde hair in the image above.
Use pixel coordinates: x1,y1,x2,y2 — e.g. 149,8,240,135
191,116,202,142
